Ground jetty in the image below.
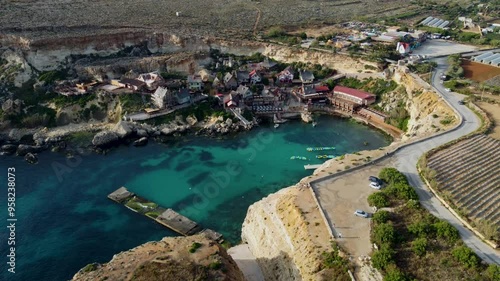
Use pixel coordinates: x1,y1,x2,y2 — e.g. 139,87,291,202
108,186,135,203
304,164,322,170
156,209,202,236
108,187,223,242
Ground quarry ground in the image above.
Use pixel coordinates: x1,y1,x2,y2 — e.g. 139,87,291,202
1,0,422,40
411,39,478,57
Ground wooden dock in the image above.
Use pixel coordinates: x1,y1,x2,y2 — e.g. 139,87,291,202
304,164,322,170
108,187,223,241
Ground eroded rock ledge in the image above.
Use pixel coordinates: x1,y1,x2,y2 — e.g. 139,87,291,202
241,185,338,281
72,234,245,281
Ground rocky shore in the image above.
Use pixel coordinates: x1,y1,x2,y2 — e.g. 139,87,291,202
0,114,253,163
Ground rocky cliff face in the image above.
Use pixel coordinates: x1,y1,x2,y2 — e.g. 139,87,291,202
2,29,364,76
386,67,457,139
262,45,369,74
241,186,335,281
72,234,245,281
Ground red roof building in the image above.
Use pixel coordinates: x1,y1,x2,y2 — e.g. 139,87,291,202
315,85,330,93
333,86,376,105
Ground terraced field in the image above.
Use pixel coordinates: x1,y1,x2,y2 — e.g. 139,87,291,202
427,135,500,231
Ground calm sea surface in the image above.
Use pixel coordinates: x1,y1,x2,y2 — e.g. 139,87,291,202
0,116,390,280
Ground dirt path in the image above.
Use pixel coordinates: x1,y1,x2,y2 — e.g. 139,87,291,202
477,102,500,140
252,5,262,37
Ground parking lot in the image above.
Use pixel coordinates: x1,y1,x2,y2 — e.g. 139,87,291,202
313,158,396,259
412,39,478,57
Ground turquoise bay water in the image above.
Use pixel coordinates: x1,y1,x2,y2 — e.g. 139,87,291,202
0,116,390,280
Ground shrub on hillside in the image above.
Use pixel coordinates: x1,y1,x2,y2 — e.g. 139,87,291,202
372,210,390,224
392,182,419,201
368,192,390,208
486,264,500,281
452,246,480,269
372,244,395,270
373,223,396,246
434,220,459,244
383,264,409,281
411,237,428,257
408,221,434,238
379,168,408,185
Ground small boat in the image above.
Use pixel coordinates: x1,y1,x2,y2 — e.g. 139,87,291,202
306,146,336,152
274,124,280,129
290,156,308,161
312,122,317,127
316,155,336,159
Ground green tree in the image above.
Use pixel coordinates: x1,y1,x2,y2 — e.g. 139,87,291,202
299,32,307,39
411,237,428,257
485,264,500,281
373,223,396,246
434,220,459,243
392,183,419,200
262,77,270,86
266,27,286,38
372,210,390,224
379,168,408,185
372,244,395,270
384,264,408,281
368,192,390,208
408,221,434,238
452,246,480,269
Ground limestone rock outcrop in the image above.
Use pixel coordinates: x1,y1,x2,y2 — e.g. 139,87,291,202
112,120,133,138
241,186,333,281
92,131,120,147
72,235,245,281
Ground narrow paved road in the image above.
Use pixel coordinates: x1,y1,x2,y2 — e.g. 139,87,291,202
392,57,500,264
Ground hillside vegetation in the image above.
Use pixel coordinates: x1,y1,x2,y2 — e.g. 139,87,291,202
369,167,500,281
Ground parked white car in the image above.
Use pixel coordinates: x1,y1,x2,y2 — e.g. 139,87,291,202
445,88,451,92
354,210,369,218
370,182,382,190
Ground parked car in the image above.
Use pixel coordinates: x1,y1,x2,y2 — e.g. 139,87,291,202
458,100,465,105
370,182,382,190
369,176,382,185
445,88,451,92
354,210,369,218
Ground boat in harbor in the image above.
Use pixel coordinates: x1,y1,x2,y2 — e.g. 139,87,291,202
290,156,308,160
312,121,317,127
306,146,335,152
274,114,288,124
274,124,280,129
316,155,336,159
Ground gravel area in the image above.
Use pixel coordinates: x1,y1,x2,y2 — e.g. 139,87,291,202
412,39,478,57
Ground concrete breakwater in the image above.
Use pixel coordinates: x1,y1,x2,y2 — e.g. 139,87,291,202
108,187,223,242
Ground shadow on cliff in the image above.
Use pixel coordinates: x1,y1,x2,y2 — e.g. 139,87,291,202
255,251,302,281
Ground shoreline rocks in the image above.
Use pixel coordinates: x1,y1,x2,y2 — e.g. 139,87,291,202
16,144,44,156
92,131,120,147
24,152,38,164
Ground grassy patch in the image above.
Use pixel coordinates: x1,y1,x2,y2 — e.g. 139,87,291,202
369,167,496,280
188,242,202,253
81,263,98,273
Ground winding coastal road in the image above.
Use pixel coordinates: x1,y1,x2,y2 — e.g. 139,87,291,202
392,57,500,264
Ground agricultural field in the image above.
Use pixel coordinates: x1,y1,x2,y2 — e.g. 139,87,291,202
0,0,455,41
426,135,500,241
462,60,500,82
